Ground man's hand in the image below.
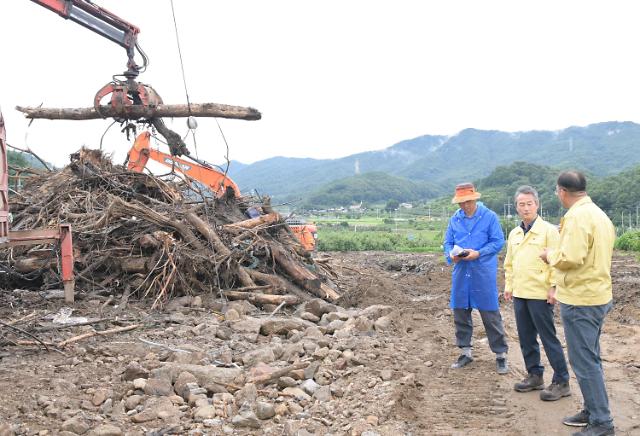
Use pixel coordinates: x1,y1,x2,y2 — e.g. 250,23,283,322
547,287,557,305
462,249,480,261
451,256,461,264
539,248,549,264
503,290,513,302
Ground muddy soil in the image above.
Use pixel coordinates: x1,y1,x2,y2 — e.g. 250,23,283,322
0,252,639,435
332,251,640,435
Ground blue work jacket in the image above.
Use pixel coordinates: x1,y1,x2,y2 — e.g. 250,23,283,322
443,203,505,311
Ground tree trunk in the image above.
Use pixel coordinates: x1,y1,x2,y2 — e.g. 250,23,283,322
222,213,281,232
16,103,261,121
270,244,340,302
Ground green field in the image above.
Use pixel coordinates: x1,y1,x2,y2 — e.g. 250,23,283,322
312,211,448,252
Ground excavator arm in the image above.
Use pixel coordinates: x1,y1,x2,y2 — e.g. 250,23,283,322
127,132,240,198
30,0,146,77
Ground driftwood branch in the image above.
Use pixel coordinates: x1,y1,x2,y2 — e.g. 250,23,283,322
57,324,139,348
16,103,261,121
6,143,52,172
221,290,298,306
0,319,49,351
222,213,281,232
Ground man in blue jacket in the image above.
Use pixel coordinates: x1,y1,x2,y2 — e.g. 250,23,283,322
443,183,509,374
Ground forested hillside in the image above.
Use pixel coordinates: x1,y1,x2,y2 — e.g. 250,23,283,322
230,121,640,202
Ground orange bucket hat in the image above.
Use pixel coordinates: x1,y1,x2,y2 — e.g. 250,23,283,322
451,182,482,204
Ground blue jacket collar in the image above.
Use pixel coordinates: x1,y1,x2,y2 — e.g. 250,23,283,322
455,202,487,219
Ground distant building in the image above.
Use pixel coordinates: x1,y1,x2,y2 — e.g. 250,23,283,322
399,202,413,209
349,201,364,211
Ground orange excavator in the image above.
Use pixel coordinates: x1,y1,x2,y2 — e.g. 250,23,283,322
126,132,240,198
285,218,318,252
126,132,319,251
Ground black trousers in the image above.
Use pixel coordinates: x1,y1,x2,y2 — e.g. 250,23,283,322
514,297,570,383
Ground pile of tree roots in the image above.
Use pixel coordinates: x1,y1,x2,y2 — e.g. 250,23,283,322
1,149,339,308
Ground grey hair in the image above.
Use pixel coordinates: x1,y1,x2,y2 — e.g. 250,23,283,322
514,185,539,205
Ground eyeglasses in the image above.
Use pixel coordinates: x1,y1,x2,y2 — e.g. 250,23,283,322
554,187,564,196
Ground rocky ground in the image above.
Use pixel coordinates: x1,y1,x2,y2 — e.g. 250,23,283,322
0,251,639,435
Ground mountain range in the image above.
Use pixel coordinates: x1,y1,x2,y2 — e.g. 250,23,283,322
227,121,640,204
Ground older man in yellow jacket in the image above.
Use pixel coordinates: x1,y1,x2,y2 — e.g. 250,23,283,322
504,185,571,402
541,171,616,436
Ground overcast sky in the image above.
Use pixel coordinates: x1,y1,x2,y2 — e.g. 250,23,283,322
1,1,639,168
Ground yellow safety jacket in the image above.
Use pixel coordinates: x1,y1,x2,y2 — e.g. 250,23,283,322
547,196,615,306
504,216,559,300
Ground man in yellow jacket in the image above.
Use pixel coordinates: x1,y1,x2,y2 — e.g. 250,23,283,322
504,186,571,401
541,171,616,436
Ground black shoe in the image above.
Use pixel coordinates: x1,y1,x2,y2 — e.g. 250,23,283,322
496,357,509,374
571,424,615,436
451,354,473,369
540,381,571,401
563,409,589,427
514,373,544,392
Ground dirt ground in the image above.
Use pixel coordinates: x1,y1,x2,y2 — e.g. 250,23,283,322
0,251,639,435
331,251,640,435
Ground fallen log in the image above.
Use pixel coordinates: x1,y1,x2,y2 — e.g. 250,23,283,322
271,245,340,302
16,103,261,121
222,213,281,231
221,290,298,306
57,324,139,348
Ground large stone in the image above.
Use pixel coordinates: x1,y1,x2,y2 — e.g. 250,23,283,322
194,405,217,420
231,411,261,429
228,300,259,315
374,316,392,331
91,388,112,406
240,347,275,368
281,343,304,362
281,387,311,402
300,379,320,395
255,401,275,420
61,416,90,434
167,351,207,365
151,364,242,388
304,361,321,380
122,362,149,381
300,312,320,323
325,320,345,334
234,383,257,409
278,377,298,389
87,425,122,436
215,326,232,340
301,299,337,318
144,378,173,396
130,409,156,423
229,318,263,335
260,318,315,336
124,395,144,411
224,309,240,321
173,371,198,399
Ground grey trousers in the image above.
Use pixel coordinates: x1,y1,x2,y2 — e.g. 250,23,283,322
561,302,614,428
453,308,508,354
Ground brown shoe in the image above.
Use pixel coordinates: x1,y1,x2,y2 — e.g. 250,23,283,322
540,381,571,401
514,373,544,392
